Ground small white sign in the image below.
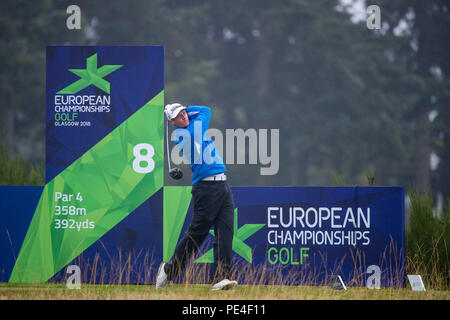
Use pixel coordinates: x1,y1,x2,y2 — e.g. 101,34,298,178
407,275,426,291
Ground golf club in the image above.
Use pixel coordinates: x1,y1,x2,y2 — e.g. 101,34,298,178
166,117,183,180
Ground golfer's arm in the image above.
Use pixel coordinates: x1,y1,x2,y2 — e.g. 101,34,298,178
187,106,211,130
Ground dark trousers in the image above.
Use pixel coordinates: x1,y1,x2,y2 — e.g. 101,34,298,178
165,180,235,282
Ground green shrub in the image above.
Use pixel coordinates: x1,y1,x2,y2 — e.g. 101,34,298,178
406,190,450,289
0,142,44,186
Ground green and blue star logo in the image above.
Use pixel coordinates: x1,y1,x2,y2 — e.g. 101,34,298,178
163,186,265,264
195,208,265,263
57,53,123,94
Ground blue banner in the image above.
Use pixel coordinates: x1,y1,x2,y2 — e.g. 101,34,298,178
0,186,404,286
188,186,405,287
45,46,164,182
0,186,43,282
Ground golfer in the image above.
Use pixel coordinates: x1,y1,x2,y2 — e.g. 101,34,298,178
156,103,237,291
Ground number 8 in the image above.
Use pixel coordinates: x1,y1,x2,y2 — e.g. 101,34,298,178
132,143,155,173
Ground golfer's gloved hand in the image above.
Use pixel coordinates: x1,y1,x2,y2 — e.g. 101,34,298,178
169,168,183,180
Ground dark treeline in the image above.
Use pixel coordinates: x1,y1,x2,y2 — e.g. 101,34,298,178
1,0,449,202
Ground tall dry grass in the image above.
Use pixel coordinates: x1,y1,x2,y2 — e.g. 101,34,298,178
49,238,409,291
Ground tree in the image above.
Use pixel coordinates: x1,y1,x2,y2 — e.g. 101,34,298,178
2,0,439,191
380,0,450,198
0,0,81,162
202,0,420,186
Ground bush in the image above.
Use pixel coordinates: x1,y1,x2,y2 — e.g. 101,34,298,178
406,190,450,289
0,142,44,186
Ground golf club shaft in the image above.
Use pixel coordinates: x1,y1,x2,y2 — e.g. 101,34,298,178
166,118,172,171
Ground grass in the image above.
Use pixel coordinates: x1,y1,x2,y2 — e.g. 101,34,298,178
0,142,44,186
0,283,448,300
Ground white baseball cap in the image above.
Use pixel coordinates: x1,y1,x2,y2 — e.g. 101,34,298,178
165,103,186,121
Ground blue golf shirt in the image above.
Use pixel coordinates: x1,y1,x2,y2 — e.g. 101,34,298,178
172,106,226,184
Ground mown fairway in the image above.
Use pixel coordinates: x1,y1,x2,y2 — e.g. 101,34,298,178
0,283,448,300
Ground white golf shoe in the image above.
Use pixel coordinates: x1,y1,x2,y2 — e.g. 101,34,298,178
155,262,168,289
212,279,238,291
